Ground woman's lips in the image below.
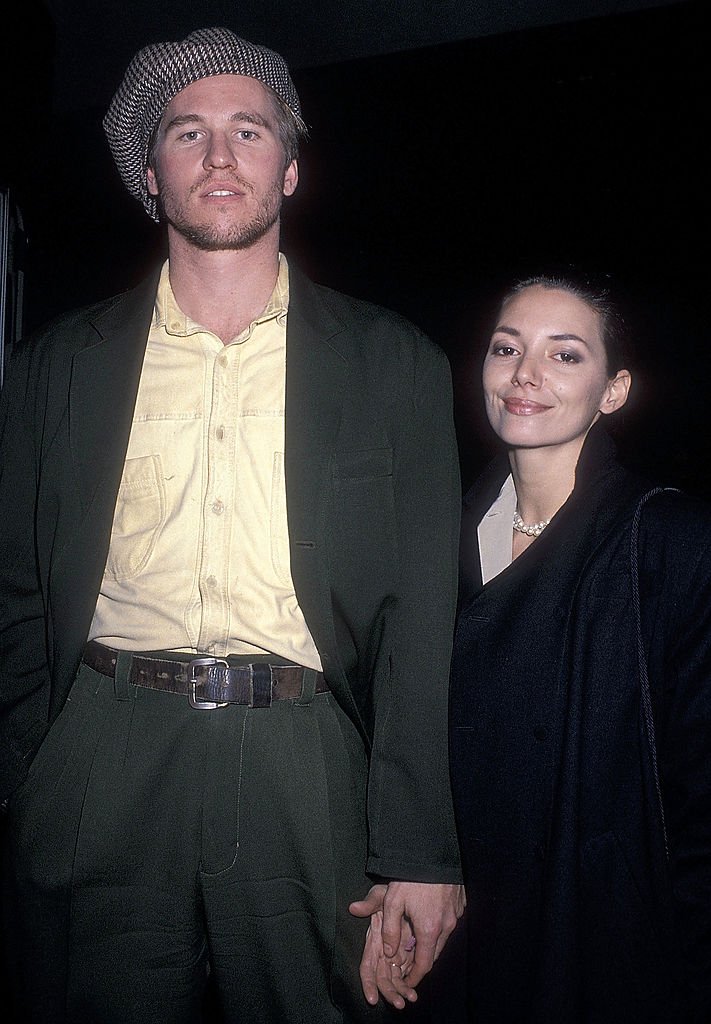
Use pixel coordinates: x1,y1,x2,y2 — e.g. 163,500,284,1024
502,397,552,415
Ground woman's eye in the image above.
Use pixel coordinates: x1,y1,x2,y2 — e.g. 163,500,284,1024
492,345,517,357
554,351,579,363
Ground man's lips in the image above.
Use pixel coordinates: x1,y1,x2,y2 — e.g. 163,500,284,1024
202,187,245,198
195,179,249,198
502,397,553,414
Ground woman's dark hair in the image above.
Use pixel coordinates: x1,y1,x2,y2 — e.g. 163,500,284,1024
496,268,632,378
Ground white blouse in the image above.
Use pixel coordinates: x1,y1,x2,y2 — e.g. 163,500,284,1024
477,474,516,585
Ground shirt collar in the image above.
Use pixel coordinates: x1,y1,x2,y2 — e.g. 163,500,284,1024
153,253,290,339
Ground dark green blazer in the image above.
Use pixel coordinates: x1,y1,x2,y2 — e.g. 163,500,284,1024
0,265,462,882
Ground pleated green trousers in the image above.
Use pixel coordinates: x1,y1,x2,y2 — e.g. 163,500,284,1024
3,659,388,1024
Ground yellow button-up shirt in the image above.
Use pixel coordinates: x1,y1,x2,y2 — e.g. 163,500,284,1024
90,256,322,670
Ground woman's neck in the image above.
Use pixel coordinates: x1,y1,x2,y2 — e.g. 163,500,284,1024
508,435,587,524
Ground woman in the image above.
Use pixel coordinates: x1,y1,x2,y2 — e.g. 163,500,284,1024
449,274,711,1023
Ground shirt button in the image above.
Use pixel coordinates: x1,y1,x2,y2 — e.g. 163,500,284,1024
211,499,225,515
206,575,217,588
216,426,225,441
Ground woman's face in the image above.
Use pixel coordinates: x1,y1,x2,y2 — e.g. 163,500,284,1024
482,285,630,453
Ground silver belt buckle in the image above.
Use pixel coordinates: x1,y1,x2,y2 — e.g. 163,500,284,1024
188,657,229,710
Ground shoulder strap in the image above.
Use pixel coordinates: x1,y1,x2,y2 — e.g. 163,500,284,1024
630,486,679,862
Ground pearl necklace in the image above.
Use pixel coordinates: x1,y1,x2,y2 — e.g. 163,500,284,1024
512,509,551,538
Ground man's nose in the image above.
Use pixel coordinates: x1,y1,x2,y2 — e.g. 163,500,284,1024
203,134,236,170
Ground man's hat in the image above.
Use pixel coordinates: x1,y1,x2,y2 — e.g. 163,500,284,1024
103,26,306,221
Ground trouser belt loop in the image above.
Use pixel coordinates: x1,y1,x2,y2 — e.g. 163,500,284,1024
113,650,133,701
296,668,318,706
250,663,273,708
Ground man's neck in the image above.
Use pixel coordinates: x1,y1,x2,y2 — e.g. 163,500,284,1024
166,229,282,345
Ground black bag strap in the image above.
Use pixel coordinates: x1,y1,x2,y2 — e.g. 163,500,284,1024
630,486,679,863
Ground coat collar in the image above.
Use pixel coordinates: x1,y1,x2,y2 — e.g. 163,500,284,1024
463,424,641,522
459,425,649,606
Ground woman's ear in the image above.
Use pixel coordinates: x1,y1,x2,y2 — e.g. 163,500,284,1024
599,369,631,415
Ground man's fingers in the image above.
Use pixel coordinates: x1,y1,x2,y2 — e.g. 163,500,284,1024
380,891,406,957
402,932,439,989
349,883,387,920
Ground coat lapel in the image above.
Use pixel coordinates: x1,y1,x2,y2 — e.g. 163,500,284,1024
283,268,354,692
49,276,158,703
68,274,158,513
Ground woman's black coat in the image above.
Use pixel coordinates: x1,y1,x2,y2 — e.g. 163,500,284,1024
449,426,711,1023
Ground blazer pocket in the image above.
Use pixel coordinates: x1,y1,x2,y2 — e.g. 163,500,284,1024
333,447,392,480
333,448,394,515
104,454,166,581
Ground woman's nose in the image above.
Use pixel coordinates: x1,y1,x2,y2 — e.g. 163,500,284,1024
511,355,542,387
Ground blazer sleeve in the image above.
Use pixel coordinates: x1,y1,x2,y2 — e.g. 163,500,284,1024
0,340,53,803
642,496,711,1019
365,330,463,882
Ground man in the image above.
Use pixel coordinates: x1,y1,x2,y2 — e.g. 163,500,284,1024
0,27,463,1023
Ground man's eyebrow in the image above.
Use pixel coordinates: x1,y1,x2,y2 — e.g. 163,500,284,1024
163,111,271,131
229,111,271,127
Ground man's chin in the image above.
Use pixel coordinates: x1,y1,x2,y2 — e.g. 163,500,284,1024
165,210,280,252
176,226,269,251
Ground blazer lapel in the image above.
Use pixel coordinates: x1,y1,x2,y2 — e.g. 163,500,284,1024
49,276,158,701
284,268,353,691
68,274,158,514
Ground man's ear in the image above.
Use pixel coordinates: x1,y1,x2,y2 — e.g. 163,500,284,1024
599,369,631,415
283,159,298,197
147,165,159,198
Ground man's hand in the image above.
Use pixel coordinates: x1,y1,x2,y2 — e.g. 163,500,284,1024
349,881,465,1009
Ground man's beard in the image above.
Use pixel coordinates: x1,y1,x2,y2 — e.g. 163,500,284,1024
155,172,284,251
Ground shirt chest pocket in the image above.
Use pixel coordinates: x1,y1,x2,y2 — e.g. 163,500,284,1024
104,455,166,581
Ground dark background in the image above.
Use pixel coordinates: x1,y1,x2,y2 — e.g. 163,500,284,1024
0,1,708,1018
3,0,708,494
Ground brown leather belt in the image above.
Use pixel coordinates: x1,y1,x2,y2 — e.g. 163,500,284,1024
82,640,329,709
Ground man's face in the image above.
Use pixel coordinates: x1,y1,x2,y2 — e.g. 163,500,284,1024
146,74,298,251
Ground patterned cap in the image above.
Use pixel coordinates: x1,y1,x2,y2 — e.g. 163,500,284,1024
103,26,306,221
